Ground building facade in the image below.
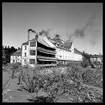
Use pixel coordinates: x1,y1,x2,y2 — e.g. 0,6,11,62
90,55,102,63
11,29,83,67
10,50,22,63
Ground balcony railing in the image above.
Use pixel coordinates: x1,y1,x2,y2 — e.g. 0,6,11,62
37,47,56,54
37,56,56,60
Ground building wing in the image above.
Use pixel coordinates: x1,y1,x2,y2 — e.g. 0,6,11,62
11,50,22,56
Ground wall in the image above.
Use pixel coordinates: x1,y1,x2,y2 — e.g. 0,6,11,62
22,45,29,66
56,47,82,61
10,56,22,63
22,42,37,67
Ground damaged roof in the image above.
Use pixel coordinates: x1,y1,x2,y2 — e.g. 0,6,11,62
74,48,82,55
50,34,73,49
64,41,72,49
21,33,77,51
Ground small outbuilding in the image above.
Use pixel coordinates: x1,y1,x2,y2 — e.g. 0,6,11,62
10,50,22,63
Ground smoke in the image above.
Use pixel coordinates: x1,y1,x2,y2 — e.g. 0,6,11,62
39,29,52,37
70,13,102,46
74,14,97,38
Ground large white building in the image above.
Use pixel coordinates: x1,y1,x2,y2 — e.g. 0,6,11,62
11,29,82,67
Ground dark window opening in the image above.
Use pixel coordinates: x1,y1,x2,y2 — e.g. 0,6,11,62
25,53,26,57
24,59,27,64
30,41,36,47
30,50,36,55
13,60,15,63
37,50,55,57
37,42,55,51
25,46,27,50
37,59,56,64
30,59,35,64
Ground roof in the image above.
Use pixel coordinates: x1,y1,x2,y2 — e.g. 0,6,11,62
74,48,82,55
90,55,102,58
11,50,22,56
38,36,54,48
22,41,28,45
64,41,72,49
22,37,37,45
49,34,73,49
52,38,63,44
21,33,79,52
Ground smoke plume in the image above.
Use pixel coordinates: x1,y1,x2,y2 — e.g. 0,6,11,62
74,14,96,38
70,13,102,46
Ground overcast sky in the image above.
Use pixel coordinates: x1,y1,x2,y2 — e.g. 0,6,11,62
2,3,103,54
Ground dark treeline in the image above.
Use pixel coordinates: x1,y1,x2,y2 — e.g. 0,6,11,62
81,51,102,68
2,45,21,64
81,51,94,68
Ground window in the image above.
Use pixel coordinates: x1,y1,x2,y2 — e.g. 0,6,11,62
25,46,27,50
30,41,36,47
25,53,27,57
29,59,35,64
59,55,62,58
24,59,27,64
30,50,35,55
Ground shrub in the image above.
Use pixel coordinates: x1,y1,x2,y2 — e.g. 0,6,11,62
28,96,54,103
10,63,21,79
20,68,40,93
19,65,102,103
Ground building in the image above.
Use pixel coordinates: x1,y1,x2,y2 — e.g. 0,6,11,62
11,29,83,67
10,50,22,63
90,55,102,63
21,30,57,67
49,34,82,65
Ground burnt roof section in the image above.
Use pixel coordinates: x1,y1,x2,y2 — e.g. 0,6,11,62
74,48,82,55
64,41,72,49
11,50,22,56
52,34,63,44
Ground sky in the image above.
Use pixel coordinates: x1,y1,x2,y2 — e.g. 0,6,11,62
2,3,103,54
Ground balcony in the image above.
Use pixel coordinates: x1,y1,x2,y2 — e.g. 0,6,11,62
37,47,56,54
37,56,56,60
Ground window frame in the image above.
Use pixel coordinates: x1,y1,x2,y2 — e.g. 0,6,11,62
25,53,27,57
30,41,36,47
25,46,27,50
30,50,36,56
29,59,35,64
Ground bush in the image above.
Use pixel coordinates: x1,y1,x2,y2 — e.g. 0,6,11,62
81,59,90,68
28,96,54,103
8,63,21,79
19,65,102,103
20,68,39,93
82,69,103,88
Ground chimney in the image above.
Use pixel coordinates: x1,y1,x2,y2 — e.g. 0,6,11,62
28,29,32,42
35,34,38,41
55,34,60,39
28,29,36,41
28,29,30,42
